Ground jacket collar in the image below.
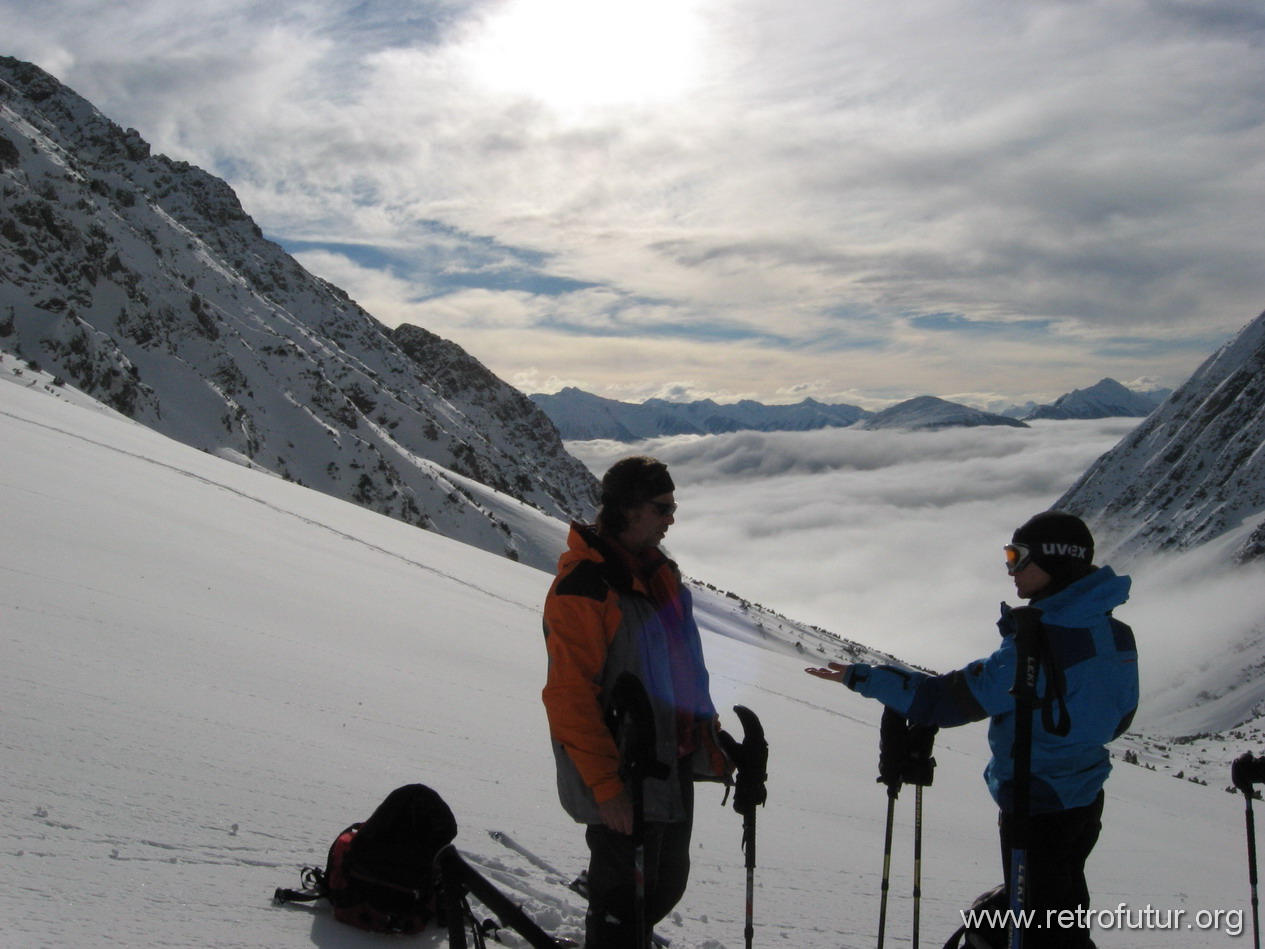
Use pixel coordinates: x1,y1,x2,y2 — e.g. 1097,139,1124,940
566,522,671,596
1000,565,1130,632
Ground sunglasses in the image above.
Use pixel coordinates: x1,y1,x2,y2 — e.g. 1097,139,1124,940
1003,543,1031,575
648,501,678,517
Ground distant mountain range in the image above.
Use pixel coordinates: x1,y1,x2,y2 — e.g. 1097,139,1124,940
528,389,870,440
531,378,1169,441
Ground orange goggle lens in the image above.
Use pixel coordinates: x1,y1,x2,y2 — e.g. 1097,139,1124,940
1004,543,1031,575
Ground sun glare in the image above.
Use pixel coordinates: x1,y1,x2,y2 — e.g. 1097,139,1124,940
458,0,707,113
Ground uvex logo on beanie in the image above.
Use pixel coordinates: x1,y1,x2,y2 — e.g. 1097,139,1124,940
601,455,675,507
1012,511,1094,576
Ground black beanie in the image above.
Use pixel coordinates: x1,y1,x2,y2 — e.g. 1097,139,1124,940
1012,511,1095,584
600,456,675,508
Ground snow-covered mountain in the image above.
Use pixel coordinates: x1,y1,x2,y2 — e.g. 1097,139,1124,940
530,387,871,440
1057,310,1265,566
1024,377,1171,420
1,364,1246,949
0,56,597,570
1050,311,1265,739
862,395,1028,431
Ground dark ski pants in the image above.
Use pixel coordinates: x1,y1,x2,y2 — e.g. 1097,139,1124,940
999,792,1104,949
583,772,694,949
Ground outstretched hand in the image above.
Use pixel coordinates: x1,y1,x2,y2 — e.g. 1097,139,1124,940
804,661,850,683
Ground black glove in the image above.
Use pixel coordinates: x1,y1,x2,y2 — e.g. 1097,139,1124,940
877,708,938,793
720,705,768,815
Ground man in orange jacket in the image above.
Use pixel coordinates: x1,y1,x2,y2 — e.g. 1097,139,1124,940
543,455,730,949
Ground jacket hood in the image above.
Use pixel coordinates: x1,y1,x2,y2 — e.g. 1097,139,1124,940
1014,565,1130,629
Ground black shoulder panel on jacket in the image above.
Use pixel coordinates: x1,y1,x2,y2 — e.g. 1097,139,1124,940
1045,623,1097,670
555,559,610,602
1110,618,1136,653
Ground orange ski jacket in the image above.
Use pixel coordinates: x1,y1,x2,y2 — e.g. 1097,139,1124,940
542,523,729,824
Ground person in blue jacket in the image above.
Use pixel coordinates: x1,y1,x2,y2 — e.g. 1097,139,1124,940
807,511,1138,948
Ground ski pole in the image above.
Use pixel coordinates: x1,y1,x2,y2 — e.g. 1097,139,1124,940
611,673,669,949
904,724,937,949
874,706,909,949
1007,607,1043,949
912,783,924,949
726,704,767,949
876,787,897,949
633,787,647,949
742,806,757,949
1233,753,1265,949
1246,791,1261,949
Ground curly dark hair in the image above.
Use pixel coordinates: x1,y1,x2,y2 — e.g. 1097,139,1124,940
595,455,674,536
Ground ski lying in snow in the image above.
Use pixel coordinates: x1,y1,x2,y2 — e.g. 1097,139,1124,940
488,831,671,947
490,830,571,881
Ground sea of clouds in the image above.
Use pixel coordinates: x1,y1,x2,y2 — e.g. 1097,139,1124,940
567,420,1265,733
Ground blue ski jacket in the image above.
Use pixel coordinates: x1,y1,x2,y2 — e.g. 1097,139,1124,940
844,567,1138,814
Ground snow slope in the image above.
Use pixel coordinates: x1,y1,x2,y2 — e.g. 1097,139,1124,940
0,374,1252,948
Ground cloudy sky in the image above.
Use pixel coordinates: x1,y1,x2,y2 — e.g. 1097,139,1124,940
5,0,1263,407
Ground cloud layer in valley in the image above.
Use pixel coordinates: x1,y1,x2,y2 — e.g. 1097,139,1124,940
568,420,1265,731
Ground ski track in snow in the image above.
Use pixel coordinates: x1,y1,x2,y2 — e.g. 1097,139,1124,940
0,405,536,614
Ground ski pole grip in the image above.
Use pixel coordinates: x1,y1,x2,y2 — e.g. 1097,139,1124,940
730,705,768,813
1234,753,1265,794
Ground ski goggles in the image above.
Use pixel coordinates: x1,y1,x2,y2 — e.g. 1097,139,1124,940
1003,543,1032,575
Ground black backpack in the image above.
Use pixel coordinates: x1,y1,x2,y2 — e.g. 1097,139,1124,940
274,784,459,934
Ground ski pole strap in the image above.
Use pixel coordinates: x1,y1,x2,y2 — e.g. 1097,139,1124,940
273,886,322,904
905,724,938,788
1033,625,1070,738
